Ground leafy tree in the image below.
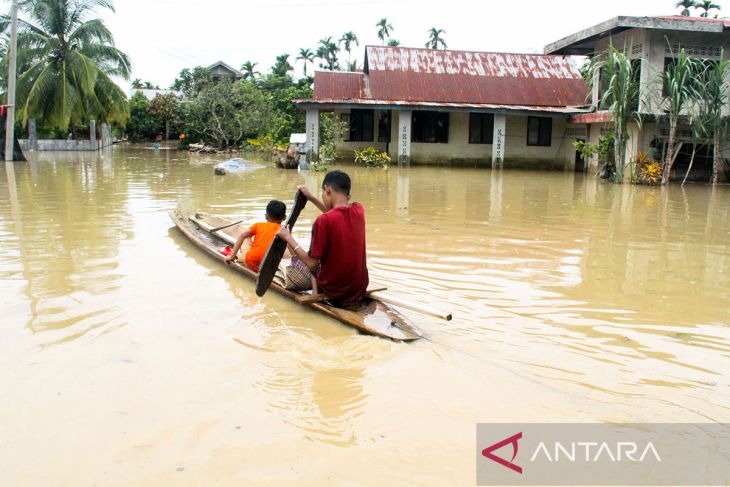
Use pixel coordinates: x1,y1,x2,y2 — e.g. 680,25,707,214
296,48,315,78
171,66,212,97
271,53,293,77
597,45,641,183
267,81,313,142
376,18,393,45
675,0,699,16
697,0,720,17
241,61,259,80
426,28,447,49
13,0,131,132
316,36,339,70
131,79,158,90
125,92,162,141
339,31,359,68
148,93,179,140
180,81,272,149
387,39,400,47
256,73,292,91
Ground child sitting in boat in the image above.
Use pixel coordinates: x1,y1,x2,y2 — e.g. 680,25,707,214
224,200,286,272
276,170,369,306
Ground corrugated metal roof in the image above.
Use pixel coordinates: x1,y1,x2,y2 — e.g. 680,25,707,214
365,46,581,78
310,46,589,109
313,71,366,100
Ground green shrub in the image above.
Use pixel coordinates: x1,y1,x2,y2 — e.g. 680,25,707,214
354,147,390,168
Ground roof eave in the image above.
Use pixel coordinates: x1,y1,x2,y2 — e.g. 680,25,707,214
293,99,592,117
544,15,726,55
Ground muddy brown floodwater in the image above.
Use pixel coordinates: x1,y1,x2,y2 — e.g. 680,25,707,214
1,146,729,485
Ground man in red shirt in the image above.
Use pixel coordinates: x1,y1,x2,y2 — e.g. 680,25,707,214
277,170,369,305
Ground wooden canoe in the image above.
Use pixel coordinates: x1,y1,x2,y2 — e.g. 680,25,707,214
168,210,424,341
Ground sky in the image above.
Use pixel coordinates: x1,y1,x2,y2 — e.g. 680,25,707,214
9,0,730,91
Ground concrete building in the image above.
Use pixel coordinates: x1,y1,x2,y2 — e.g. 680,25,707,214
207,61,243,83
296,17,730,181
295,46,592,169
546,15,730,181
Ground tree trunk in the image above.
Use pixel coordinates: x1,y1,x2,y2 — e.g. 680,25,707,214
663,119,677,185
165,119,169,141
711,131,720,184
682,144,697,186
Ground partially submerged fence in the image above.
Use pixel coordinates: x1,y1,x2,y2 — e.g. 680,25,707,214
18,119,114,152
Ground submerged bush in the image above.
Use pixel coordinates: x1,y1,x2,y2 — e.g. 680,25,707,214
633,152,661,185
354,147,390,168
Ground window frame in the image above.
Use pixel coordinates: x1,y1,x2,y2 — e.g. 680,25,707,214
527,116,552,147
469,113,495,144
341,109,374,142
411,110,449,144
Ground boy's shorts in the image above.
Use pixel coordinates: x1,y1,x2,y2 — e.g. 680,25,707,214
276,256,320,291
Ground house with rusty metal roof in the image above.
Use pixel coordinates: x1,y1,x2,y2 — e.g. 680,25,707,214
545,15,730,182
295,45,592,168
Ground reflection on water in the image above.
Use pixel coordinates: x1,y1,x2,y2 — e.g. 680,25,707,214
1,146,729,484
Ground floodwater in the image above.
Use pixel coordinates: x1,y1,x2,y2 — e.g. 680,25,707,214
1,146,729,485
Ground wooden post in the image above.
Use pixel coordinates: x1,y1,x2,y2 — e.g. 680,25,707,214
398,110,411,166
492,114,506,168
305,109,319,162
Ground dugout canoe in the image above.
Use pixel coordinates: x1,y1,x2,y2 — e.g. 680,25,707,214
168,210,424,341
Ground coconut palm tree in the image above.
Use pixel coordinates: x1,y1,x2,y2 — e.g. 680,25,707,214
131,78,143,89
697,0,720,17
240,61,259,80
675,0,699,16
14,0,131,132
426,28,447,49
376,18,393,45
387,39,400,47
296,48,314,78
339,31,359,68
316,36,339,71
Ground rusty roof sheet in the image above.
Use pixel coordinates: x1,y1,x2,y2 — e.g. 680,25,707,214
313,71,366,100
365,46,581,78
311,47,589,108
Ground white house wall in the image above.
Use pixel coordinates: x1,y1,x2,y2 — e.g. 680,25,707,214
333,109,578,169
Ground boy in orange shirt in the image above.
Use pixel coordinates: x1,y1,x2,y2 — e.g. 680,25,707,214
224,200,286,272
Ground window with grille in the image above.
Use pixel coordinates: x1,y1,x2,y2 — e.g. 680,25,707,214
412,111,449,143
527,117,552,147
469,113,494,144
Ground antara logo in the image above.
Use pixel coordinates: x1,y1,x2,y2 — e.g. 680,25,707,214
482,432,523,474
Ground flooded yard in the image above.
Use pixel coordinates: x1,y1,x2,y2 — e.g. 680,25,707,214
1,146,729,485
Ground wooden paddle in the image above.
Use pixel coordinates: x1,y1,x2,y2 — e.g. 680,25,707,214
209,219,244,234
255,190,308,297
